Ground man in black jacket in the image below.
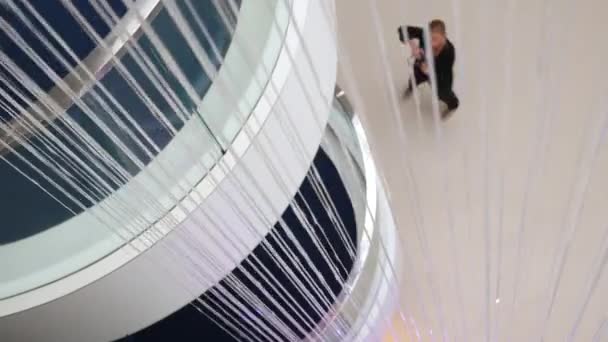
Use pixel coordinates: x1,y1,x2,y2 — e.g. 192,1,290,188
399,20,459,119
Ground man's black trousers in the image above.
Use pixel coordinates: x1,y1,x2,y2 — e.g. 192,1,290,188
410,65,460,111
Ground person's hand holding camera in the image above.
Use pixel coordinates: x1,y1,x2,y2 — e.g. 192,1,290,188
408,38,423,59
419,62,429,74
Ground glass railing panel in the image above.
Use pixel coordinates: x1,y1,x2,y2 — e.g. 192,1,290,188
199,0,289,147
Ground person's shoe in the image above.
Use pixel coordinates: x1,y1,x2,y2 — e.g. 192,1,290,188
441,107,456,121
403,85,413,99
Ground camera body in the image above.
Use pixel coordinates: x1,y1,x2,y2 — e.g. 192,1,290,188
398,26,407,43
398,26,426,64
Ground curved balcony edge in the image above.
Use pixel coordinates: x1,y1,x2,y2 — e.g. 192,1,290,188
0,1,336,341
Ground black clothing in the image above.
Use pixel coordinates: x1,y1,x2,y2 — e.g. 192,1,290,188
399,25,459,110
410,65,459,110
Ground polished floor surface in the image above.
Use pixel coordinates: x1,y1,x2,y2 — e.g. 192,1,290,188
335,0,608,340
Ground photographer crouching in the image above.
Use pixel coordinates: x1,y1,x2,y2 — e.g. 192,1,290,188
399,20,459,120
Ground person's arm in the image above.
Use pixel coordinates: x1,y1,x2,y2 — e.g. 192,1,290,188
436,44,455,91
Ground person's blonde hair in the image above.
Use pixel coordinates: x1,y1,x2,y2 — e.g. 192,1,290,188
429,19,446,34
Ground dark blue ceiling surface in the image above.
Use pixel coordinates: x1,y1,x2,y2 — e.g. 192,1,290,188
0,0,239,245
0,0,127,121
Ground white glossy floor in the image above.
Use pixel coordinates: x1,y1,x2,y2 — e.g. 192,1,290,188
335,0,608,341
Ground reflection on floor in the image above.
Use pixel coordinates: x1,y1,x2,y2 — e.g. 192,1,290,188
382,312,414,342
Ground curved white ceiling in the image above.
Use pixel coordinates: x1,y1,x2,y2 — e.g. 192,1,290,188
336,0,608,340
